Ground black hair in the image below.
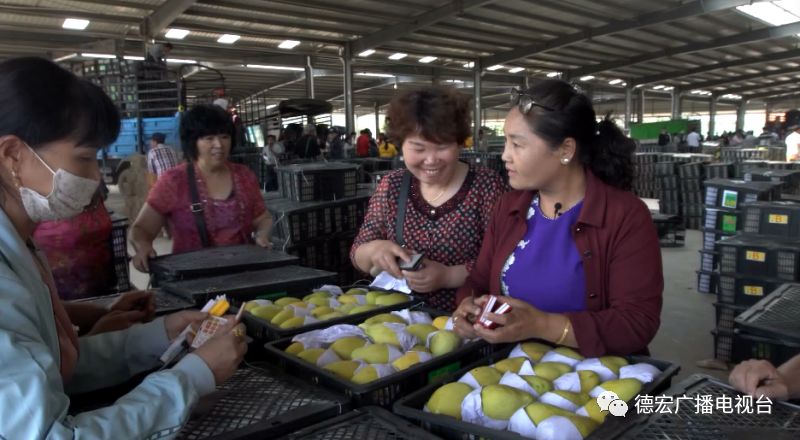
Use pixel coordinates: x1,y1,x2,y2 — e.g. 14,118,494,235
151,132,166,143
0,57,120,150
517,79,635,191
179,104,235,160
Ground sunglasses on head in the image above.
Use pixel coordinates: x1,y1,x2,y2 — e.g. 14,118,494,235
510,88,555,114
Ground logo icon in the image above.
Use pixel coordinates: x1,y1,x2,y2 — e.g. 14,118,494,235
608,399,629,417
596,391,628,417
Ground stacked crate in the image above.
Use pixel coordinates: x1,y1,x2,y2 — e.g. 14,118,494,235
721,148,768,163
459,151,508,183
733,283,800,367
657,158,682,217
744,167,800,196
697,180,793,362
677,160,707,230
634,152,663,198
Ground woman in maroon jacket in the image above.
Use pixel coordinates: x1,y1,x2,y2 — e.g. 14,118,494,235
453,79,663,356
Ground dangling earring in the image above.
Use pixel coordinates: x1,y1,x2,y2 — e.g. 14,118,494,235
561,157,570,165
10,169,21,188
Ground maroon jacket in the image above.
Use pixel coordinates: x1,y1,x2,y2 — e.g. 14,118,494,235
456,170,663,357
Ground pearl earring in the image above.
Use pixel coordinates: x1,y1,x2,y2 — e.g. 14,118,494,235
561,157,570,165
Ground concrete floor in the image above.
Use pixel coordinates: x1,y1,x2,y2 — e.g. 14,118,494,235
108,187,730,384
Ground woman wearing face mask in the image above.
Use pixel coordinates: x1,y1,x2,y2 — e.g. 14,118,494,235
131,104,273,273
452,80,663,356
351,87,507,312
0,57,246,438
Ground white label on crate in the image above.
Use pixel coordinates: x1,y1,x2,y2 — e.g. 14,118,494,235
745,251,766,263
722,190,738,209
743,285,764,297
769,214,789,225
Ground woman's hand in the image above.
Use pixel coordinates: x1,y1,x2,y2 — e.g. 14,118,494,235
87,310,148,335
193,319,248,385
164,310,209,340
403,258,451,293
471,295,549,344
452,296,482,339
366,240,411,279
132,245,157,273
729,359,790,400
110,290,156,321
254,232,273,249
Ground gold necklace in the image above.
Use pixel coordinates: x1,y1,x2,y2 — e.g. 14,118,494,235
427,187,447,203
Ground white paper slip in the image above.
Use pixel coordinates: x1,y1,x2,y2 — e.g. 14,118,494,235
370,271,412,294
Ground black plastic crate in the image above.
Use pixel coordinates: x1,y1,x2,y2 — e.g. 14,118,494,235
682,202,703,217
658,175,679,190
659,200,681,216
741,201,800,238
697,270,719,294
149,245,299,286
704,179,782,209
176,363,349,440
277,163,359,202
652,212,685,247
67,289,195,316
286,233,357,274
717,235,800,280
765,160,798,170
703,207,742,233
722,147,769,162
659,188,681,203
588,374,800,439
733,160,768,179
678,162,706,179
679,177,703,192
241,290,421,342
705,162,735,179
744,168,800,195
162,265,338,306
392,343,680,440
109,214,131,292
269,192,371,245
655,161,679,176
735,283,800,345
265,309,495,408
683,216,703,230
698,250,719,273
733,331,800,366
717,273,786,307
701,227,736,252
712,328,736,362
285,407,440,440
714,302,747,333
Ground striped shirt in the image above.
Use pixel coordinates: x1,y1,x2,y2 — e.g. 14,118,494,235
147,144,179,177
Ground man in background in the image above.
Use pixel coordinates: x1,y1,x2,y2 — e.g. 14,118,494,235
686,127,701,151
786,123,800,161
146,132,178,185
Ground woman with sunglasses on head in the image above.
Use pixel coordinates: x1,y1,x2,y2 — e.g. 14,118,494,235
452,79,663,356
131,104,273,273
0,57,246,438
351,87,507,312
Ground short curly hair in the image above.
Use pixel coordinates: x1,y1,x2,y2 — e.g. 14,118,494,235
180,104,234,160
386,86,471,146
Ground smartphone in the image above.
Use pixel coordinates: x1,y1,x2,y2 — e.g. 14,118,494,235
398,253,424,271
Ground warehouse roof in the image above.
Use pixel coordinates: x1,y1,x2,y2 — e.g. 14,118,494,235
0,0,798,111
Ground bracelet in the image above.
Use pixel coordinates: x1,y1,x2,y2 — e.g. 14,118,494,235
555,318,571,345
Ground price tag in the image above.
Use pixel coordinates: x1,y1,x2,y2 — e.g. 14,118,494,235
743,285,764,297
769,214,789,225
745,250,766,262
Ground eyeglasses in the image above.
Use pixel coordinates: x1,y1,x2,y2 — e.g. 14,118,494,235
510,88,555,114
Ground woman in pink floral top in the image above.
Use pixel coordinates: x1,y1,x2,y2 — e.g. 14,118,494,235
131,104,273,272
351,87,507,312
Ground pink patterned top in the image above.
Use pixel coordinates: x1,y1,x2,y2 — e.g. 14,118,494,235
351,165,507,312
148,162,267,254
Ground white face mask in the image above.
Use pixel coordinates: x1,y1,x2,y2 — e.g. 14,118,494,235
18,145,99,222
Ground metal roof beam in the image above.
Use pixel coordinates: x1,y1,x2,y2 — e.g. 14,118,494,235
729,78,800,95
351,0,497,54
633,48,800,85
482,0,750,66
682,67,800,91
570,21,800,78
143,0,197,38
749,88,800,101
326,75,418,101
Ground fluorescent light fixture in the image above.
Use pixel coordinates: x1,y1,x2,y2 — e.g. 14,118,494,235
63,18,89,30
546,71,560,78
464,61,475,68
608,78,623,85
165,28,190,39
621,82,628,86
53,53,78,62
245,64,304,71
663,86,674,91
82,53,115,59
653,84,665,89
579,75,595,81
737,2,800,26
123,55,145,61
166,58,197,64
278,40,301,49
487,65,504,71
508,67,524,73
217,34,241,44
358,49,375,57
419,56,437,63
388,53,407,60
722,94,743,100
446,79,464,83
356,72,395,78
266,104,277,109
